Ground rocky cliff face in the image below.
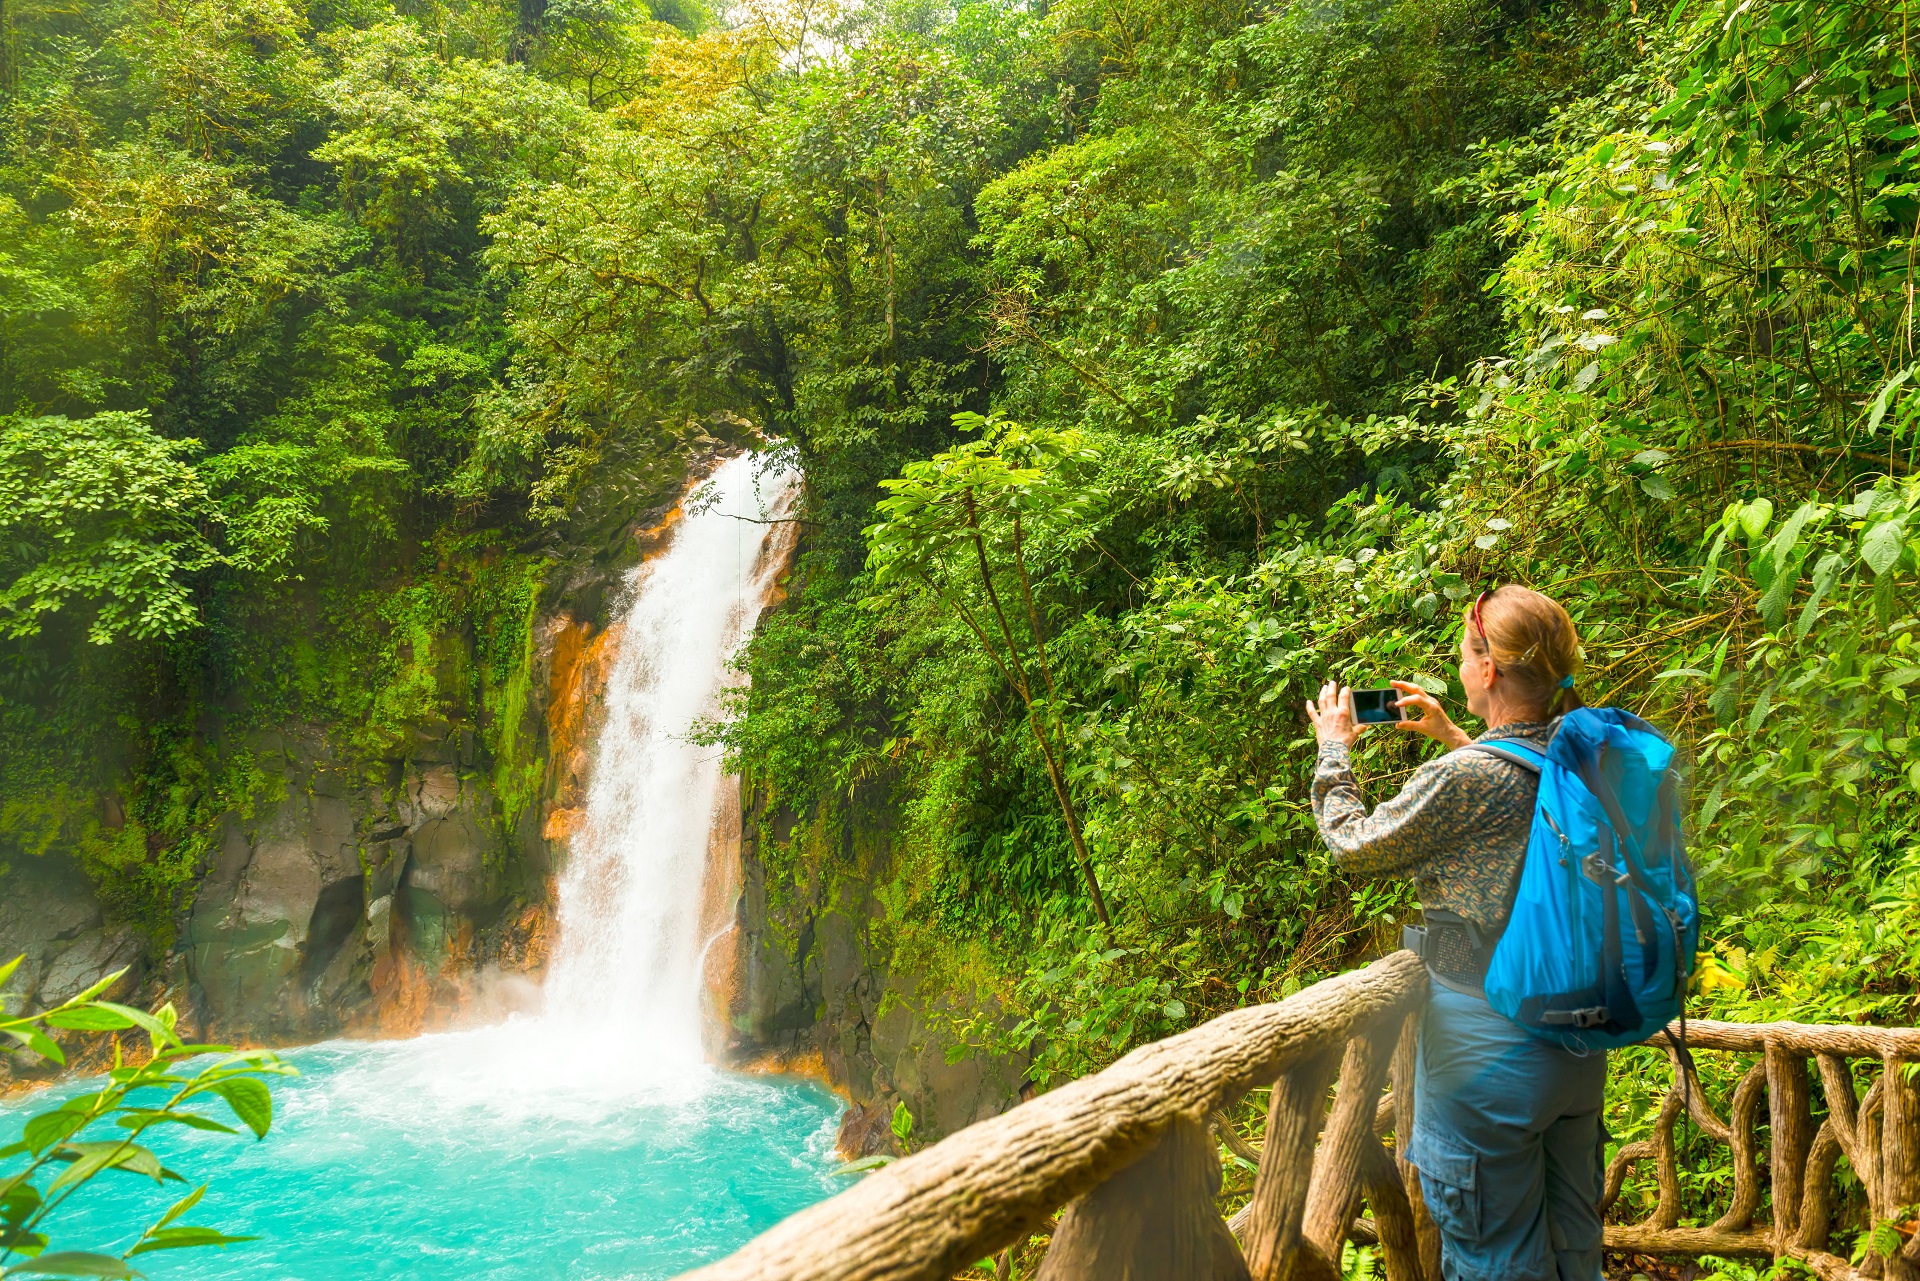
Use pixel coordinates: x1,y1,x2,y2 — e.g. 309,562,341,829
722,777,1034,1152
181,726,554,1043
0,856,147,1028
0,484,675,1066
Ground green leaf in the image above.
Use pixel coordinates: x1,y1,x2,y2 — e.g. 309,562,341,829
41,1008,137,1033
889,1101,914,1145
831,1155,894,1176
89,1004,179,1051
1867,366,1915,434
1738,498,1774,542
57,972,130,1009
49,1142,168,1186
206,1079,272,1139
1797,553,1845,637
1765,501,1819,568
1698,527,1729,598
22,1110,88,1157
1863,518,1907,575
114,1112,238,1137
2,1252,142,1278
1759,554,1800,629
1709,670,1741,726
8,1028,65,1067
0,955,22,991
126,1227,254,1257
1698,778,1728,828
154,1185,205,1230
48,1144,139,1195
1639,473,1675,501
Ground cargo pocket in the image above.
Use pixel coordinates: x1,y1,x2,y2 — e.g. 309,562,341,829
1407,1125,1480,1242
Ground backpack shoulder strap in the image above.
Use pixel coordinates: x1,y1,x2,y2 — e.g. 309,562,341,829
1457,740,1545,775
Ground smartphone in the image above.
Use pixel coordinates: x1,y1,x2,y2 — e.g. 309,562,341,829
1351,688,1405,724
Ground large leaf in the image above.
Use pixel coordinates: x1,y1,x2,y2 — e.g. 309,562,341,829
153,1185,204,1230
126,1227,255,1257
47,1141,171,1195
2,1252,142,1278
40,1008,136,1033
206,1079,272,1139
1867,365,1915,434
1862,518,1907,576
1698,527,1729,598
2,1181,43,1222
88,1004,178,1051
22,1110,88,1158
114,1112,238,1137
1797,553,1845,638
6,1027,65,1067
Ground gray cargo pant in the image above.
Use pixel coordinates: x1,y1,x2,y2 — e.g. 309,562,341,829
1404,987,1609,1281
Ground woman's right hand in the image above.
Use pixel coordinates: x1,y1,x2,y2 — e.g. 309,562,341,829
1389,680,1471,750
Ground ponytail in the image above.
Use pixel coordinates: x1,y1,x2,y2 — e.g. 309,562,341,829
1550,670,1586,720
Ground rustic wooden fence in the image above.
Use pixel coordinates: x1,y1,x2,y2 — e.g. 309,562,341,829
677,950,1920,1281
1602,1019,1920,1281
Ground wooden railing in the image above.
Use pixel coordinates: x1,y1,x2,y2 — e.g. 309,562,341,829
1602,1020,1920,1281
678,950,1920,1281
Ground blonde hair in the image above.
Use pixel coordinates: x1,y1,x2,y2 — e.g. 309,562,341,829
1465,585,1585,719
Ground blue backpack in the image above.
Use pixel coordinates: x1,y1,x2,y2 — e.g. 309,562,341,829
1465,708,1699,1051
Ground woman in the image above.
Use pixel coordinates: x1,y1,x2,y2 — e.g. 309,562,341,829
1304,584,1602,1281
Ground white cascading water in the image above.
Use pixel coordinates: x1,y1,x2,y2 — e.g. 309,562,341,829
291,451,803,1122
541,452,799,1064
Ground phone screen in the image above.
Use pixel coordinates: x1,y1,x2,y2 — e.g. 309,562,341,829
1352,688,1403,724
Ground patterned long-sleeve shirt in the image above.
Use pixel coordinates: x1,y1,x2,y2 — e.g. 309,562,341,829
1311,721,1555,935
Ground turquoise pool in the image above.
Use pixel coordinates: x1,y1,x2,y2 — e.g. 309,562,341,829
5,1027,844,1280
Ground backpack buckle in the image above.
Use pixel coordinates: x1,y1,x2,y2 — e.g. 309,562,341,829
1543,1005,1611,1029
1581,852,1629,887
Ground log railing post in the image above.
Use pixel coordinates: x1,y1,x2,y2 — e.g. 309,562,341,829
1300,1020,1399,1272
1878,1054,1920,1281
1714,1063,1767,1234
1802,1055,1868,1251
1390,1012,1441,1281
1241,1049,1340,1281
1036,1114,1250,1281
1357,1113,1424,1281
1767,1039,1815,1251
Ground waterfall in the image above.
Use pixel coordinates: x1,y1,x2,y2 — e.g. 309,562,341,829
3,457,839,1272
541,451,798,1065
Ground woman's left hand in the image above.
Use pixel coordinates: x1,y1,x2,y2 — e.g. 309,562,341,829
1389,680,1471,750
1306,680,1360,748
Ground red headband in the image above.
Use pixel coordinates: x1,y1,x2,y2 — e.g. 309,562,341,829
1472,589,1495,672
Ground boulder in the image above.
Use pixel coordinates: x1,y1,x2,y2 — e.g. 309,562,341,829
0,855,139,1010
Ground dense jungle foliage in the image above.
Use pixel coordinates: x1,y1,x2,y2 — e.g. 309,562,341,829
2,0,1917,1259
